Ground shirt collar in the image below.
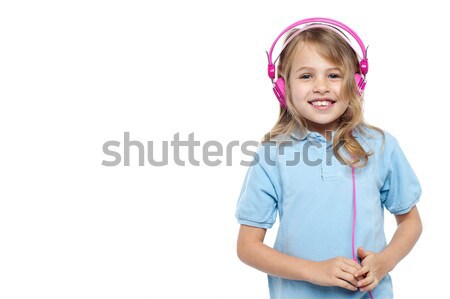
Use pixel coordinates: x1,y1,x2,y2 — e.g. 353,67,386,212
290,127,360,142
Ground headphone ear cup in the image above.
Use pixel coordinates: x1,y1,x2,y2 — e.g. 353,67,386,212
273,77,286,108
354,73,366,95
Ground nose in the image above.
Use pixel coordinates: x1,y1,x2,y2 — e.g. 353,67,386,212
313,76,329,94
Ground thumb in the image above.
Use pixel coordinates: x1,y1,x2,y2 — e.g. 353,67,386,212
357,247,369,259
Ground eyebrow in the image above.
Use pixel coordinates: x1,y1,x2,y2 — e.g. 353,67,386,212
295,67,341,73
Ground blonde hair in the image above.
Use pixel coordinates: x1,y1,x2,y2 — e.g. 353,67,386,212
263,27,384,168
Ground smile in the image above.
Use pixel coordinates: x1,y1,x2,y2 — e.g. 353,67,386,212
308,99,336,110
311,100,334,106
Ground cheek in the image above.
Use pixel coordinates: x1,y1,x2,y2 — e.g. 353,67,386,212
289,83,309,102
333,82,343,95
290,91,310,113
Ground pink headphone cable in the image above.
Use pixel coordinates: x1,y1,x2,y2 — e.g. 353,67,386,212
351,165,374,299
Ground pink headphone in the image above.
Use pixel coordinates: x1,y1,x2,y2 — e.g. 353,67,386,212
267,17,369,108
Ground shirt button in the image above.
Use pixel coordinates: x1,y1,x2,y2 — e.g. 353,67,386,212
326,161,331,166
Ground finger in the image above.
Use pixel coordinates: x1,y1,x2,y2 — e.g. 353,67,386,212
356,275,374,288
354,265,370,278
342,258,362,270
339,271,360,287
336,278,358,292
357,247,369,259
340,263,361,276
360,279,379,292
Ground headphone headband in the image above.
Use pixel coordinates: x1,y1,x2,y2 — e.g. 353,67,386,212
267,17,368,80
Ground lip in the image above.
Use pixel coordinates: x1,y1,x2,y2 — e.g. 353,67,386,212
308,98,336,111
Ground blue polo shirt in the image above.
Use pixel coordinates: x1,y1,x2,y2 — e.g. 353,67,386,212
235,127,421,299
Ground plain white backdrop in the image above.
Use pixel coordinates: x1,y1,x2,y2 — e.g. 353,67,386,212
0,0,448,298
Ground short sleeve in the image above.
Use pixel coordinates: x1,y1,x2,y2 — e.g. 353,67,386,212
235,143,281,229
380,135,422,215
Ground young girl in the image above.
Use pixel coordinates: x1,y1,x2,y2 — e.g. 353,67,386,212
235,18,422,299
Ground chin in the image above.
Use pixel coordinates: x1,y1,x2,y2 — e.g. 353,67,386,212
308,118,339,126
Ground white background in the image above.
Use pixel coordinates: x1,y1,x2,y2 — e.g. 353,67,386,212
0,0,448,298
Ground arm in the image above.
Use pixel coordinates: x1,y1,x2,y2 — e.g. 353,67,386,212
382,205,423,271
355,205,423,291
237,224,362,291
237,224,311,280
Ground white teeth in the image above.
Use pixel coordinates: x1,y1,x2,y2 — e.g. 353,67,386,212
312,101,332,106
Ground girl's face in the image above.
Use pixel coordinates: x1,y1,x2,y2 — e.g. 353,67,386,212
289,43,349,136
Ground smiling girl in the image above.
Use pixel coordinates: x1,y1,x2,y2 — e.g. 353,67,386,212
235,18,422,299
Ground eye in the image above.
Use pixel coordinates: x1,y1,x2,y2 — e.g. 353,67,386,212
299,74,312,80
328,73,342,79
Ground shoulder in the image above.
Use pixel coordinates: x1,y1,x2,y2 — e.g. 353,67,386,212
355,125,399,156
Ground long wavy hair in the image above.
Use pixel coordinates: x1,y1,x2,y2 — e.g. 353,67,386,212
263,26,384,168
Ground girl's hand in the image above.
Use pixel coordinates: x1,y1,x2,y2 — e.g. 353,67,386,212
307,257,362,291
354,247,389,292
